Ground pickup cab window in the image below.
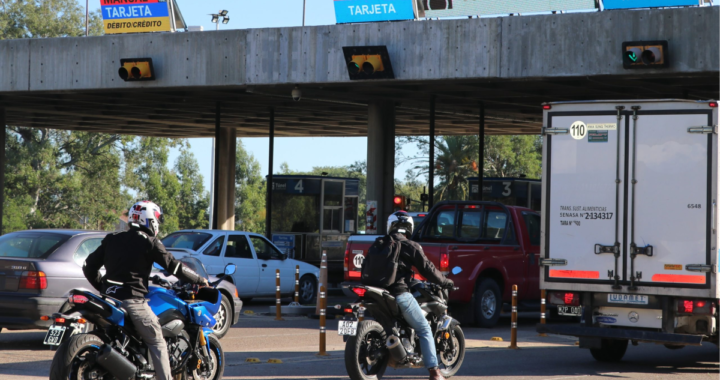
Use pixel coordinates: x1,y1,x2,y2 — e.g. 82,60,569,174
425,209,456,239
523,212,541,246
457,209,482,239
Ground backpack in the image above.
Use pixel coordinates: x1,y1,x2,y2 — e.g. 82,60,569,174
360,235,402,288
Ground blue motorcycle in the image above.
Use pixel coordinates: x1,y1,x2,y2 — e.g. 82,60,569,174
48,264,236,380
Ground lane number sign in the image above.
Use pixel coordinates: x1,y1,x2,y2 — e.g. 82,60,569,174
570,121,587,140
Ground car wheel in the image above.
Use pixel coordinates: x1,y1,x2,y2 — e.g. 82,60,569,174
474,278,502,328
212,294,232,339
298,275,317,305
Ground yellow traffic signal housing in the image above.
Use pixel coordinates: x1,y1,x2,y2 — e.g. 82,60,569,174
118,58,156,81
343,46,395,80
622,41,668,69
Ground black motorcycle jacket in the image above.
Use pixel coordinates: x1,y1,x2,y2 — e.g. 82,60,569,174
387,232,450,296
83,225,205,300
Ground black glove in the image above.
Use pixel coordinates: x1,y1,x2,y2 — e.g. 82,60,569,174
442,279,455,290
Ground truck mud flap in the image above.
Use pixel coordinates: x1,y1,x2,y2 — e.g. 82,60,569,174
536,324,704,346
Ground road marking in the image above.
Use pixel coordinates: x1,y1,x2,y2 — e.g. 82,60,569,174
245,358,261,363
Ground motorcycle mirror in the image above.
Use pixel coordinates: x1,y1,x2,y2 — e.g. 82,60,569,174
224,264,237,276
451,266,462,275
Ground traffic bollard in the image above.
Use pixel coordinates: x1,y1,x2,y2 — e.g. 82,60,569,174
316,251,328,316
539,289,548,337
509,284,519,349
317,286,329,356
275,269,284,321
294,265,300,304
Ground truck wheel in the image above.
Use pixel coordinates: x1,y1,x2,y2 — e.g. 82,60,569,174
474,278,502,328
589,339,628,362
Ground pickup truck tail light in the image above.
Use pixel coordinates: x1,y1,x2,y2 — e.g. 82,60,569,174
549,291,580,306
19,271,47,290
678,299,715,315
344,250,349,272
440,253,449,275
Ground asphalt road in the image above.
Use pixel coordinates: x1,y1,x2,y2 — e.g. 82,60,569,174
0,297,718,379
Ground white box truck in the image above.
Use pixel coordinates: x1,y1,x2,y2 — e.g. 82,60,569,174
537,99,719,361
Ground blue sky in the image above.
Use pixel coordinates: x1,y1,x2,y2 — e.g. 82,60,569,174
82,0,420,192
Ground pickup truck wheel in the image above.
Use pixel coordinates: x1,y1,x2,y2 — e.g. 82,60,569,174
474,278,502,328
589,339,628,362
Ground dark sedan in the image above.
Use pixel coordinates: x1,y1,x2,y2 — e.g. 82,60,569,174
0,229,109,331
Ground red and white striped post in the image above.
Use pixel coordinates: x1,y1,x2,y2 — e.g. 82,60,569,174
539,289,548,337
294,265,300,304
509,284,519,349
274,269,284,321
317,286,329,356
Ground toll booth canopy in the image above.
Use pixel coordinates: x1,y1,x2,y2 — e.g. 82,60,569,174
269,175,359,281
468,177,541,211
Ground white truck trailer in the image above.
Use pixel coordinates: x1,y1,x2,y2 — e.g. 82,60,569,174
537,99,719,361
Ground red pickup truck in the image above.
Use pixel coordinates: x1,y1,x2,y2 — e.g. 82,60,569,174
343,201,541,327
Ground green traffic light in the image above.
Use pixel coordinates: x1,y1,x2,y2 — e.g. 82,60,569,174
627,52,638,62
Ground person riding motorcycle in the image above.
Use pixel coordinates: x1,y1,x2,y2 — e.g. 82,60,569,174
82,201,208,380
384,211,455,380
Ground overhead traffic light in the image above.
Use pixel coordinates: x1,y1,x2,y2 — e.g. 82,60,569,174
393,195,407,211
342,46,395,80
118,58,156,81
622,41,668,69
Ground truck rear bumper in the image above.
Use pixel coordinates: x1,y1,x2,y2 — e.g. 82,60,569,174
537,323,704,346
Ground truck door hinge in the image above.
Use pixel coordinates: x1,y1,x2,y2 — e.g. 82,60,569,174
630,245,653,257
595,244,619,255
685,264,716,273
539,258,567,267
542,127,569,136
687,125,717,134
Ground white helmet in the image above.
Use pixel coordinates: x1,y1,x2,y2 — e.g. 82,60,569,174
128,201,164,236
387,211,414,237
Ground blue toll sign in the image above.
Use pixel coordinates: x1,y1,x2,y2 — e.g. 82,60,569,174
334,0,416,24
272,234,296,257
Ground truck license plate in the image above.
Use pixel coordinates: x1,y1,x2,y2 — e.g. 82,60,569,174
43,325,66,346
558,306,582,316
608,294,648,305
338,321,358,336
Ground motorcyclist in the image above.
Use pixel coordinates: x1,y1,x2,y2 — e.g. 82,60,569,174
385,211,454,380
83,201,208,380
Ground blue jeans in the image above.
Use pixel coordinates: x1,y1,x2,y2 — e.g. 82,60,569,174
395,292,438,369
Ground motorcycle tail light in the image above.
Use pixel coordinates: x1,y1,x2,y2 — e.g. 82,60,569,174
70,295,88,305
351,287,367,297
344,308,353,314
55,318,66,324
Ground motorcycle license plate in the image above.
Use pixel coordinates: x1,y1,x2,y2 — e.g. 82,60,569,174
338,321,358,336
43,325,66,346
558,306,582,316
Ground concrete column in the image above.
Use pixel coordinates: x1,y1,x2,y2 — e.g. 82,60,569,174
366,102,395,235
0,108,4,235
429,96,435,209
215,127,236,231
265,108,275,239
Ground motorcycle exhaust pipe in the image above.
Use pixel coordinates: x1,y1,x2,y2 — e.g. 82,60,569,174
96,345,137,380
386,335,408,362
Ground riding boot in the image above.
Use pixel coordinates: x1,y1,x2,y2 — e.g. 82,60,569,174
429,367,446,380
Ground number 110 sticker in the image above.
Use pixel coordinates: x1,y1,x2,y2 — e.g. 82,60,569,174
570,121,587,140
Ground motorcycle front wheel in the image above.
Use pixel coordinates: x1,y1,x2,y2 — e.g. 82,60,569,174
191,334,225,380
344,320,389,380
49,333,106,380
436,324,466,378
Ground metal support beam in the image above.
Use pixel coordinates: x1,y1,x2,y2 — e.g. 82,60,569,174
266,107,275,239
478,102,485,201
0,108,5,235
428,96,435,209
212,103,221,230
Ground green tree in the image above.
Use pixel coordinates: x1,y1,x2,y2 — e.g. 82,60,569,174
0,0,103,39
175,147,208,230
235,140,265,233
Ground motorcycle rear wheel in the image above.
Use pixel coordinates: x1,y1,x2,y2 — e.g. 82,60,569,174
49,333,106,380
345,320,389,380
437,325,466,378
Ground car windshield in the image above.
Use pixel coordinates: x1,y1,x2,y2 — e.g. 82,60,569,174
0,233,71,259
162,232,212,251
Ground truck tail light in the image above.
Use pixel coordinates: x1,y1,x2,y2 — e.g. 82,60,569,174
549,292,580,306
678,299,715,315
19,271,47,290
709,101,718,108
440,253,449,274
351,287,367,298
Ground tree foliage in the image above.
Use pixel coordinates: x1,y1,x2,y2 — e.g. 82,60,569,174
0,0,103,39
235,140,266,234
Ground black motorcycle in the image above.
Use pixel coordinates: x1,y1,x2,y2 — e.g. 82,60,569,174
341,271,466,380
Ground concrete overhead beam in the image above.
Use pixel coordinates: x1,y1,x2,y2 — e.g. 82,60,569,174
0,6,716,93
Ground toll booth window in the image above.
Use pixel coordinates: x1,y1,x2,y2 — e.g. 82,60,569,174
250,236,284,260
224,235,253,259
203,237,224,257
482,210,507,240
344,197,358,233
323,181,344,206
531,183,542,211
271,192,320,233
457,210,482,240
523,213,541,246
323,208,342,231
425,210,456,239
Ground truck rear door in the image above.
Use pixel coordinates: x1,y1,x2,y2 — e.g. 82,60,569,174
544,104,715,289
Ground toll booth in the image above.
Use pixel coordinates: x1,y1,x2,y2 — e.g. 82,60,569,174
468,177,541,211
269,175,360,283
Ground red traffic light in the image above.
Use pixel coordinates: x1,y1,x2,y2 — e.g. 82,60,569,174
394,196,402,205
